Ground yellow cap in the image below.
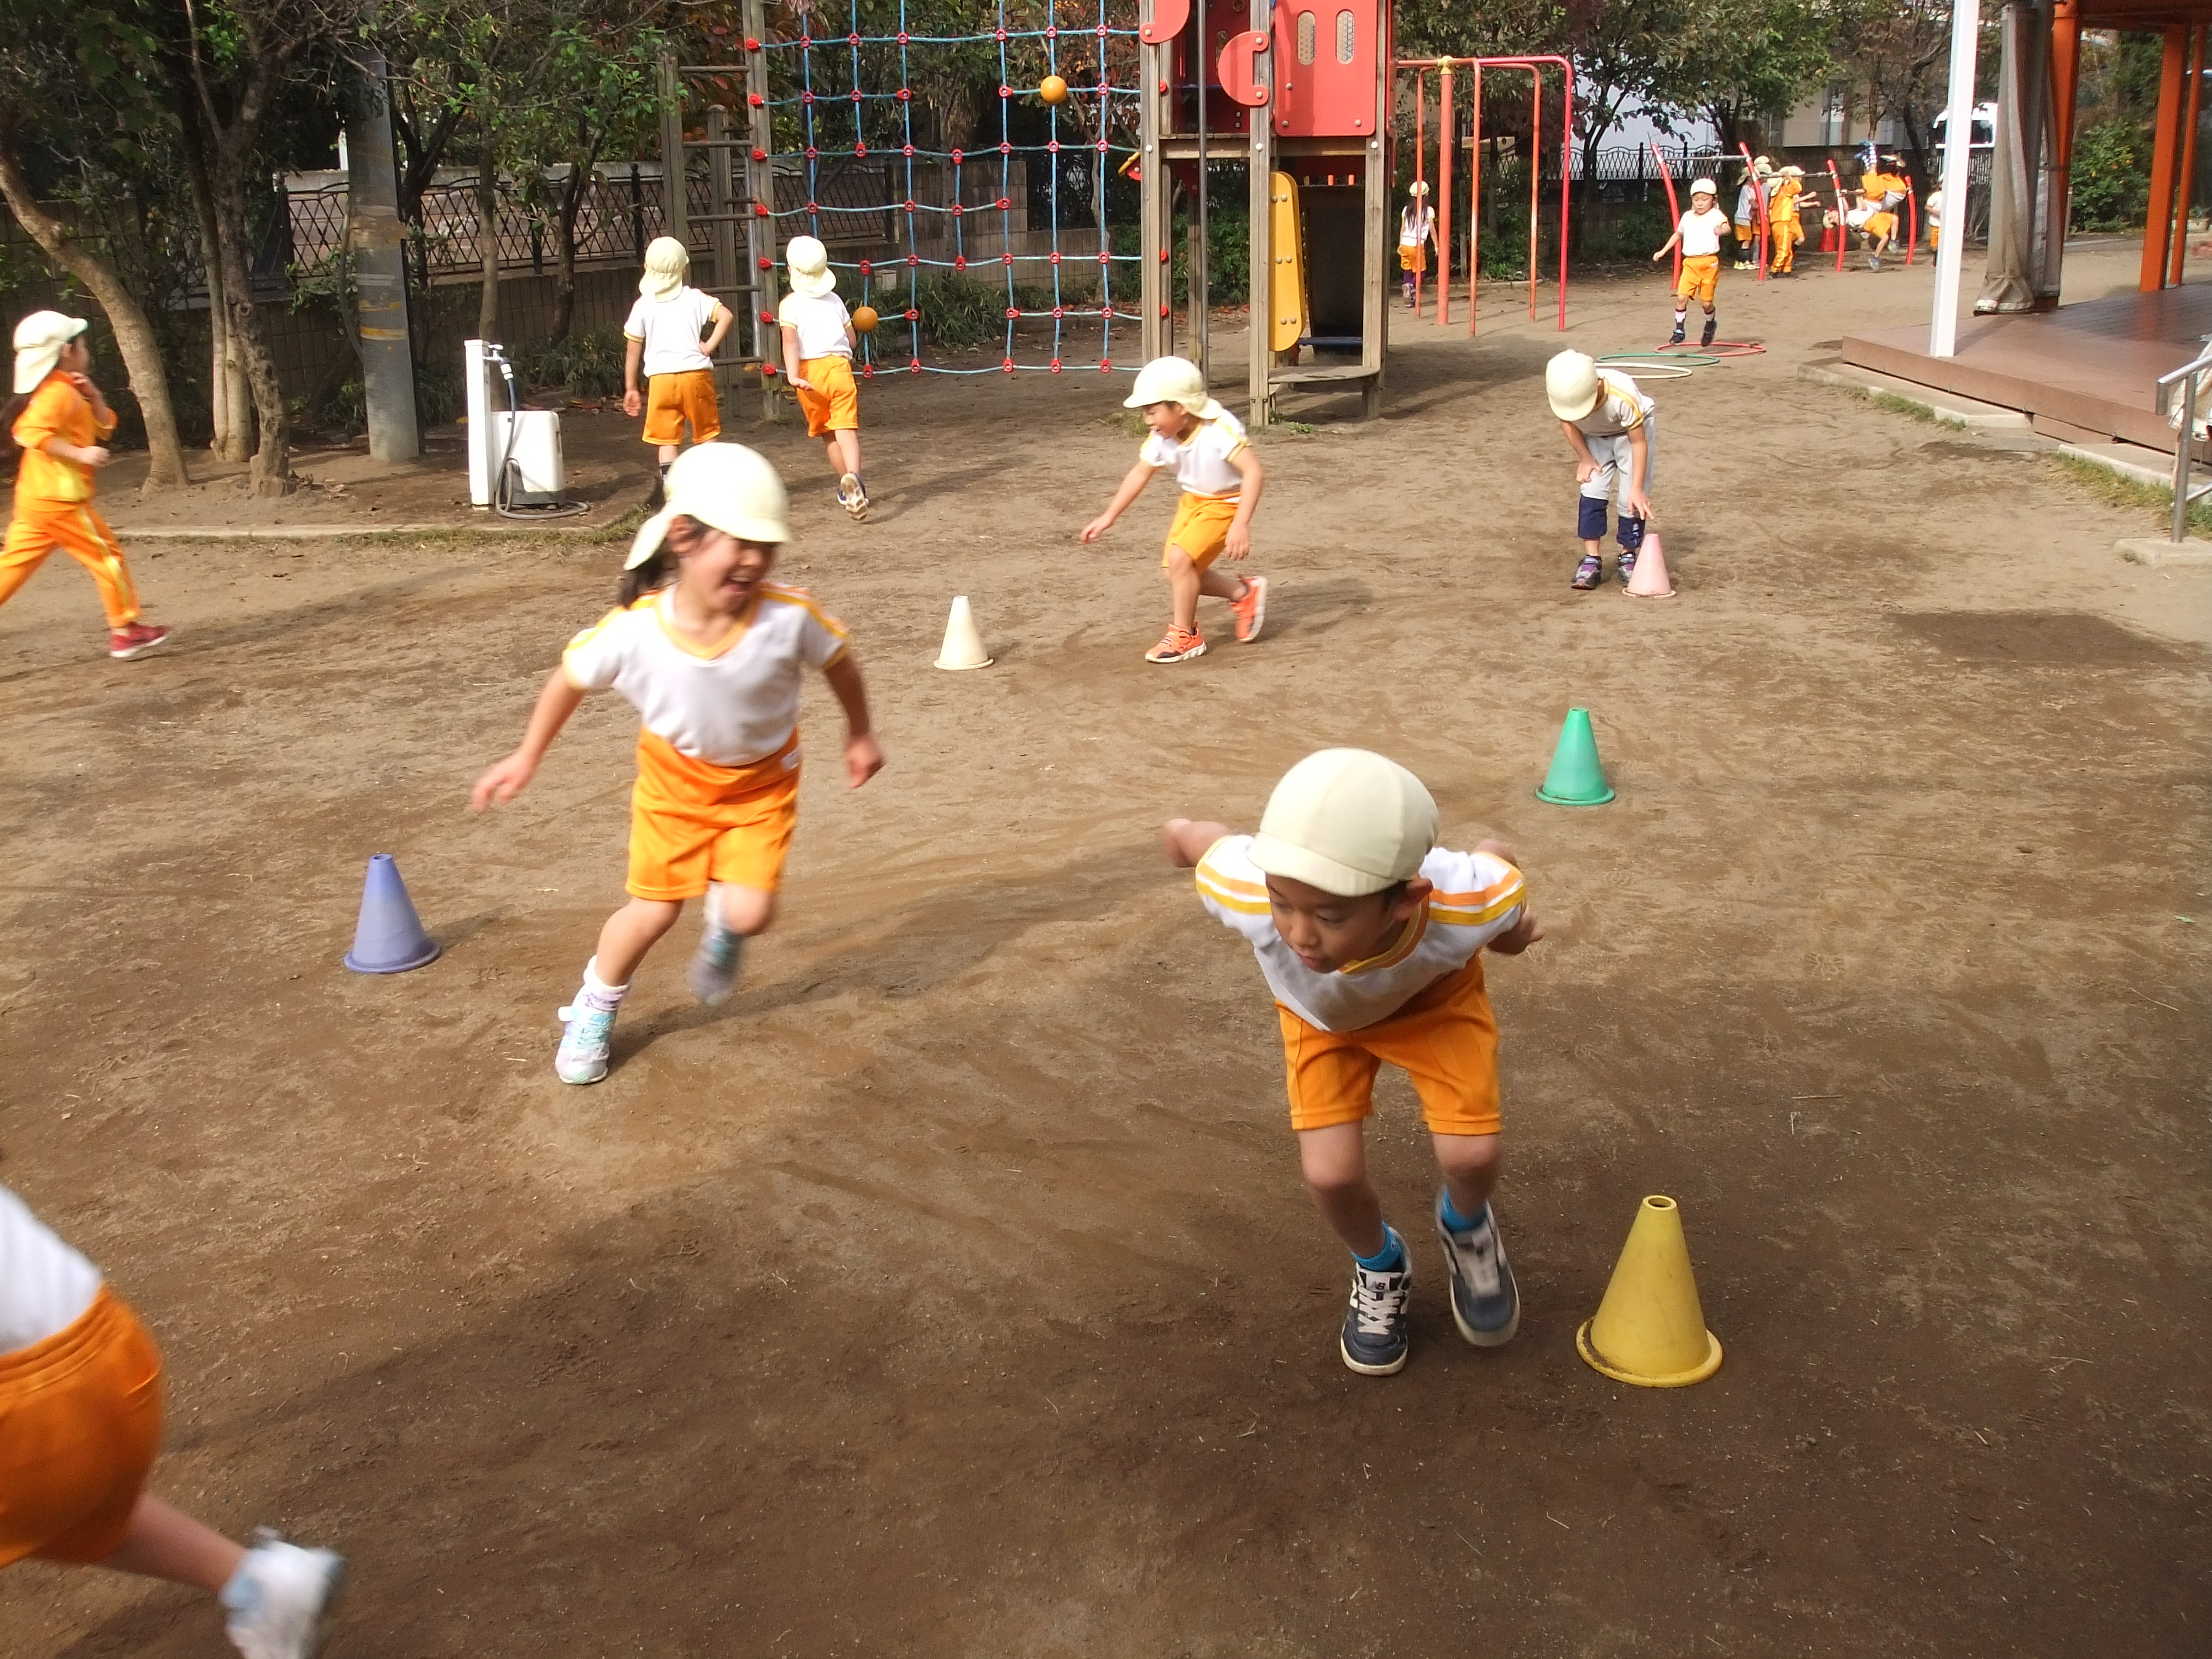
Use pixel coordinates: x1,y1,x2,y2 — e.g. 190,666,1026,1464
1124,354,1226,419
625,442,790,568
1545,349,1602,421
639,236,690,300
1249,749,1438,898
786,234,837,298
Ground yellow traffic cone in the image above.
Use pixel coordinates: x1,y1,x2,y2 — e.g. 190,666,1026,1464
1575,1194,1723,1387
933,596,993,671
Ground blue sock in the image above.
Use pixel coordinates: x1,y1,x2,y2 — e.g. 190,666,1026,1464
1353,1225,1405,1272
1439,1191,1488,1233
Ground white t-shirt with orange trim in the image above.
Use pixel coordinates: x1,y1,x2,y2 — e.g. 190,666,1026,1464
1,1181,102,1354
562,584,848,766
1194,834,1526,1031
1141,410,1249,498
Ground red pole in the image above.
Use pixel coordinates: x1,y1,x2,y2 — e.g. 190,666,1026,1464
1905,179,1919,265
2172,22,2205,286
1651,139,1681,289
1825,158,1846,272
1556,63,1572,330
1437,61,1455,327
1528,71,1541,317
1412,72,1426,316
1739,142,1768,280
1468,66,1483,335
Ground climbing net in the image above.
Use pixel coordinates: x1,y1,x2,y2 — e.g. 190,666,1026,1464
754,0,1144,375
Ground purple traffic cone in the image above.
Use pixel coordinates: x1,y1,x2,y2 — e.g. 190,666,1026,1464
343,853,441,973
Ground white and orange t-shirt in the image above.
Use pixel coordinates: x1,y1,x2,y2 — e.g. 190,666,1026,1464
1194,834,1526,1031
1141,410,1249,499
562,583,848,767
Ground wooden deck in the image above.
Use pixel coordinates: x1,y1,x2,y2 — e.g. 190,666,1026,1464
1840,284,2212,452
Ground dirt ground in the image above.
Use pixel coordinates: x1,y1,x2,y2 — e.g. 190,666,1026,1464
2,242,2208,1658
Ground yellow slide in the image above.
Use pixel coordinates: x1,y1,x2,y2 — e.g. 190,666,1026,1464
1269,171,1308,353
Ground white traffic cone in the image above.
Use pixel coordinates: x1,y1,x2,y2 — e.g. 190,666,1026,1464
933,596,994,670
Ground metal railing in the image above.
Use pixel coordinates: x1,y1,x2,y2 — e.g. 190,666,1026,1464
2155,337,2212,542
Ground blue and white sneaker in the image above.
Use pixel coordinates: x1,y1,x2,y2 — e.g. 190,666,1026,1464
554,999,617,1085
686,925,745,1006
221,1531,345,1659
1339,1227,1413,1376
1436,1193,1520,1348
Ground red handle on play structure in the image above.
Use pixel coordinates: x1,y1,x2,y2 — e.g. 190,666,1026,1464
1218,31,1270,106
1825,158,1846,272
1650,140,1680,290
1140,0,1187,46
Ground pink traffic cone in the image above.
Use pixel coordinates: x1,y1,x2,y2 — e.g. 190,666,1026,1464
1624,530,1677,598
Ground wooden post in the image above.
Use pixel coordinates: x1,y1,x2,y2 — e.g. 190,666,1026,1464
2142,24,2188,291
743,0,779,413
1436,60,1454,326
659,46,687,253
2171,23,2204,286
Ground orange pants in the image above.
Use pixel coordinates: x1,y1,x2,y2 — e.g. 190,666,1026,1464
0,500,142,629
1768,224,1799,273
1276,957,1503,1136
627,728,801,900
0,1288,165,1568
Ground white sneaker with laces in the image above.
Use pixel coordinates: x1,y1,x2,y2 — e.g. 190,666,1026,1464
221,1533,345,1659
555,998,617,1084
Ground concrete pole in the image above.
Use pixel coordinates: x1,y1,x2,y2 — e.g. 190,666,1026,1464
344,13,420,461
1930,0,1981,357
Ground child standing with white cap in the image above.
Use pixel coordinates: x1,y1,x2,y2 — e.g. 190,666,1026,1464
1163,750,1542,1376
471,442,883,1084
1650,178,1730,346
1398,181,1435,307
777,234,868,520
1546,350,1655,591
1079,354,1267,665
622,236,733,489
1,311,171,659
0,1176,344,1657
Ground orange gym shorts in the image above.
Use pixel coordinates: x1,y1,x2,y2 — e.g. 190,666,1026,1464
1398,244,1427,274
627,727,801,901
1162,491,1240,571
0,1288,164,1569
794,356,860,437
643,369,722,446
1674,253,1720,306
1277,957,1503,1137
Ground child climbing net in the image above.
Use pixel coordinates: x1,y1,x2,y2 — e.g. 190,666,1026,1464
754,0,1144,377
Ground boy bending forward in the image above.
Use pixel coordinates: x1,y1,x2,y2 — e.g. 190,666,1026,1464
1165,748,1542,1376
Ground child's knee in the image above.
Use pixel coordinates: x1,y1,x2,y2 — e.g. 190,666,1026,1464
709,881,776,936
1163,546,1199,576
1296,1123,1369,1196
1433,1130,1501,1185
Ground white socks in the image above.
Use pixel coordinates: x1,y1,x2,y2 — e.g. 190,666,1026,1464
578,957,629,1013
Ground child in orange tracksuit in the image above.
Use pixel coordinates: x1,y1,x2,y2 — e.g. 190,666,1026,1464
2,312,171,660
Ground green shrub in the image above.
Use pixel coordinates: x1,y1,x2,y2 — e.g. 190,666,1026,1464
2072,119,2151,231
915,273,1004,348
517,326,627,398
415,358,465,427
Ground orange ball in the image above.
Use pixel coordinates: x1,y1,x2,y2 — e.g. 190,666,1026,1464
852,304,880,333
1040,74,1069,105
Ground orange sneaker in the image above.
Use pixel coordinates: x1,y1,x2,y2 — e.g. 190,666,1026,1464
1230,574,1268,643
1144,626,1207,664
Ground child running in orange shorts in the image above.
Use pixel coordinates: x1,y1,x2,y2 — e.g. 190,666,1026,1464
778,235,868,520
1,1177,343,1657
622,237,734,494
1,312,172,660
1651,178,1729,347
1079,354,1267,665
472,442,883,1084
1164,749,1543,1376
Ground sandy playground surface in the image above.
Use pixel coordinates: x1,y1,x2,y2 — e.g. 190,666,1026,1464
2,243,2209,1657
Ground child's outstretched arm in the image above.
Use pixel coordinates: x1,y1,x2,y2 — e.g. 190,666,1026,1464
1651,227,1682,262
821,653,885,789
471,669,587,809
1223,446,1264,560
621,337,645,418
702,304,734,357
1161,817,1233,867
1080,460,1157,542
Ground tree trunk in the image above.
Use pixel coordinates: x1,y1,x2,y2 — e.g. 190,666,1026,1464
476,134,502,344
179,122,251,462
0,132,191,490
551,138,599,343
208,150,294,496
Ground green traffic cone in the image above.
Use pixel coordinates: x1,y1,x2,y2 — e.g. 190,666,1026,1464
1536,707,1615,805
